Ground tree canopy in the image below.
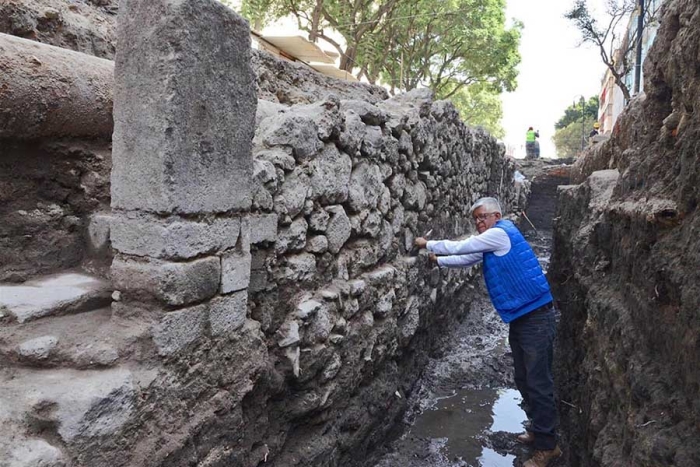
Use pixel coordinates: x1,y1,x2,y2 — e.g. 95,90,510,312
555,96,600,130
236,0,520,138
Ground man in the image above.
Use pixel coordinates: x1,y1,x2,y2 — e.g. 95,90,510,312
525,127,539,159
589,121,600,138
414,197,561,467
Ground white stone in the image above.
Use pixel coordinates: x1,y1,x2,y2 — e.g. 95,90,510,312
0,273,110,323
18,336,58,361
221,249,251,294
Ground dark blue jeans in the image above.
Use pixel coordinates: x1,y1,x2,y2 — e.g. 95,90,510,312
509,303,558,450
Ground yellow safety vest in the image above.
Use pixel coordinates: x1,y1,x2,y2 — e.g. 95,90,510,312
526,130,537,142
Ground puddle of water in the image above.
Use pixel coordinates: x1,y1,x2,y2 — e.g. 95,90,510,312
410,388,527,466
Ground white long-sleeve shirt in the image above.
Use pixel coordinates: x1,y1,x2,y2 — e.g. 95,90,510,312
426,228,511,268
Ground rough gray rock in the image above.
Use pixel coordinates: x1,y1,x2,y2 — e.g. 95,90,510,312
152,305,207,356
325,205,352,254
310,144,352,204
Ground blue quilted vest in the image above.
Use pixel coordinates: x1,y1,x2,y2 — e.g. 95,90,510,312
483,220,553,323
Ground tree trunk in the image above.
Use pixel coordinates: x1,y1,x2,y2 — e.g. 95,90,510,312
340,45,356,72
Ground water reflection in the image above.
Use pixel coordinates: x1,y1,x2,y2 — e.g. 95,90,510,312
410,388,526,466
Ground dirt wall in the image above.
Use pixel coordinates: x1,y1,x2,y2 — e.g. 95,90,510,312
550,1,700,465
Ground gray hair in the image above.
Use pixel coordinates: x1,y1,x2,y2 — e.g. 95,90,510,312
469,197,502,215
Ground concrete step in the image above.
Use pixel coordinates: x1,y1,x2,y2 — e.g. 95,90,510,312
0,307,153,370
0,271,112,323
0,365,157,465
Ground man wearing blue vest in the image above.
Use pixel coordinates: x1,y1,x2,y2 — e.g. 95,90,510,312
414,197,561,467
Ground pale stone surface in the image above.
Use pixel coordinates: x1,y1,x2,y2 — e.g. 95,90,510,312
277,320,300,348
277,168,311,218
221,249,252,294
88,213,112,251
0,273,111,323
261,114,323,162
209,292,247,336
347,162,383,212
276,217,308,254
374,291,395,318
296,299,323,320
247,213,278,244
280,253,317,282
152,305,207,356
0,368,135,443
310,144,352,204
18,335,58,361
112,0,255,213
7,439,65,467
306,235,329,254
111,213,240,259
325,205,351,254
112,256,220,306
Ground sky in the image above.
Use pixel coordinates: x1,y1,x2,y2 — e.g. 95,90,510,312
502,0,610,158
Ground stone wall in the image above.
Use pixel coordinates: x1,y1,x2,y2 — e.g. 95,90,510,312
550,0,700,465
0,1,525,465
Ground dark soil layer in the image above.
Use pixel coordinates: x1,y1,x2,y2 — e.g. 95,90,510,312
549,1,700,465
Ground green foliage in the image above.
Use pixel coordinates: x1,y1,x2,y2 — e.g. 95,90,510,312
235,0,519,138
446,83,505,138
553,117,595,158
555,96,599,130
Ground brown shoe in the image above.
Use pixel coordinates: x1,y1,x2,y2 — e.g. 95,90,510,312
516,431,535,444
523,445,562,467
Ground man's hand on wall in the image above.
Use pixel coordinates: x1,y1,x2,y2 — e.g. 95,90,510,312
414,237,428,249
428,253,438,266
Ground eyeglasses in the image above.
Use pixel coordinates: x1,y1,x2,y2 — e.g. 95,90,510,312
472,212,497,222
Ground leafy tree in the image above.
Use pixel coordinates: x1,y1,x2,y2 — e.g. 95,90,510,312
553,117,596,158
448,83,505,138
235,0,519,138
555,96,599,130
565,0,661,101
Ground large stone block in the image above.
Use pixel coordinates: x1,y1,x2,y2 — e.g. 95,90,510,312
247,213,279,244
111,212,240,259
152,305,207,356
221,249,252,293
112,256,221,306
112,0,256,214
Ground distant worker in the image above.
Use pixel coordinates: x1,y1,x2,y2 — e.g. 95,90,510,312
525,127,540,159
589,122,600,138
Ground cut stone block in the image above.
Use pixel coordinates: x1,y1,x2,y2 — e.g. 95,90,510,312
0,272,112,323
247,213,278,244
209,292,247,336
152,305,207,356
221,249,252,294
112,256,220,306
111,213,240,259
112,0,256,214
